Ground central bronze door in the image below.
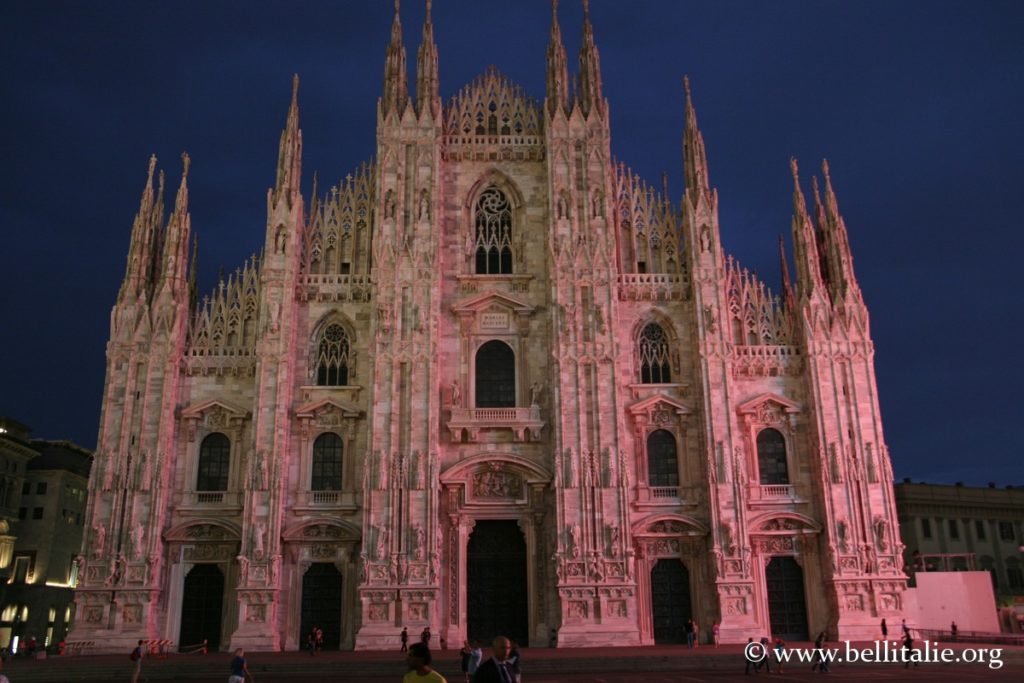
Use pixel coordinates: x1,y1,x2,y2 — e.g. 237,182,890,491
467,520,528,645
650,558,691,644
300,562,342,649
179,564,224,651
765,556,808,640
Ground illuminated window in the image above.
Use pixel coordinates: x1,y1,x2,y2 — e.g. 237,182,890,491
315,323,350,386
474,187,513,274
196,433,230,491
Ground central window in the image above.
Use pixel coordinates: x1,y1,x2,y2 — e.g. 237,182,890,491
639,323,671,383
475,340,516,407
474,186,513,274
647,430,679,486
756,428,789,485
197,433,230,491
311,433,343,491
316,323,350,386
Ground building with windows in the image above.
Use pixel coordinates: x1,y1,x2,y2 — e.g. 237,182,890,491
895,480,1024,601
0,417,91,651
69,2,907,652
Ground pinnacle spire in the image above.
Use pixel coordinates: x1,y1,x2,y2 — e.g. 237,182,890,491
274,75,303,204
119,155,162,303
545,0,569,116
382,0,409,117
160,153,192,289
577,0,604,118
779,234,795,311
815,159,862,303
415,0,439,118
789,158,825,299
682,76,712,203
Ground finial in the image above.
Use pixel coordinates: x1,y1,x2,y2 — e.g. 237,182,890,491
291,73,300,102
811,174,822,202
553,0,559,20
147,154,157,183
789,157,799,181
395,0,401,16
181,152,191,180
583,0,590,21
683,75,691,103
821,158,831,181
426,0,432,18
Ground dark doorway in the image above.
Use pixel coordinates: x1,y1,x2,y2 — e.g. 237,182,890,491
300,562,343,650
179,564,225,650
650,558,692,644
467,520,528,646
765,556,808,640
475,341,516,407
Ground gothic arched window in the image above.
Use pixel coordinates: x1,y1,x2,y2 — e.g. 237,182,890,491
647,429,679,487
475,340,515,407
639,323,672,383
756,428,789,485
311,432,343,491
197,433,230,491
316,323,350,386
474,187,513,274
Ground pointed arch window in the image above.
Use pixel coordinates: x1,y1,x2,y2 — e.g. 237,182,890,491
638,323,672,383
647,430,679,487
756,428,789,485
311,432,343,491
475,340,516,407
197,433,230,491
316,323,350,386
474,187,513,274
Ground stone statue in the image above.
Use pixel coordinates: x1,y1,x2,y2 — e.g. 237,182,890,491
130,522,146,561
253,521,266,560
418,190,430,220
237,555,250,585
377,451,388,491
376,526,389,561
529,381,543,406
414,451,426,490
93,523,106,559
570,524,581,558
836,519,849,553
253,450,268,490
414,525,426,561
874,516,889,551
450,379,461,407
609,524,621,557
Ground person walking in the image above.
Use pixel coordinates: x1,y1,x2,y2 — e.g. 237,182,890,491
405,642,447,683
468,641,483,680
773,638,786,673
951,621,958,641
401,627,409,653
461,641,473,683
685,619,695,649
472,636,516,683
693,620,700,648
811,631,829,673
229,648,253,683
130,640,144,683
421,627,432,647
314,627,324,653
548,628,558,648
744,637,756,675
902,631,918,669
712,622,720,647
754,636,772,673
880,618,888,641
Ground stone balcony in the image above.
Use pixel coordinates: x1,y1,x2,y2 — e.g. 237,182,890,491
447,406,545,443
292,490,359,514
179,491,243,514
617,273,689,301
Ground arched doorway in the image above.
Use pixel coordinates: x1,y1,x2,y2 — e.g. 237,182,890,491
650,558,692,644
300,563,342,649
765,556,808,640
179,564,225,650
467,520,528,645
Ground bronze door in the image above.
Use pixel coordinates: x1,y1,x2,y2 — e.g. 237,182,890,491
467,520,529,646
765,556,808,640
179,564,224,650
300,562,342,649
650,558,691,644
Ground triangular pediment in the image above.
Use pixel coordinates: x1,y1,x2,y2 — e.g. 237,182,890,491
736,392,801,415
294,397,362,419
627,394,691,416
180,399,250,420
450,290,535,316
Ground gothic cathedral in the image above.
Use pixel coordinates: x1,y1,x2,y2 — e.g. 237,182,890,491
70,1,907,651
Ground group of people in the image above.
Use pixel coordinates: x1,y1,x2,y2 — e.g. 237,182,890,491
404,635,521,683
743,635,793,674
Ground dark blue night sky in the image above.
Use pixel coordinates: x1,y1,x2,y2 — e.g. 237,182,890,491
2,1,1021,485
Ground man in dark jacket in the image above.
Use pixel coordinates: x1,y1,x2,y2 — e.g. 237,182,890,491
473,636,515,683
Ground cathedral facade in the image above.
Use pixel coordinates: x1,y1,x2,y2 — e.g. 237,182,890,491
70,1,907,652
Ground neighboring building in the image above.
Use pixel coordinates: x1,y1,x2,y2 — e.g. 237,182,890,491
70,3,907,652
895,480,1024,602
0,417,91,651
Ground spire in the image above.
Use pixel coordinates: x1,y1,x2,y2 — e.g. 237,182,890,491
577,0,604,118
545,0,569,117
778,234,795,311
789,159,826,301
415,0,439,118
273,75,303,206
816,159,862,303
382,0,408,118
188,234,199,312
160,153,192,288
682,76,712,204
119,155,160,303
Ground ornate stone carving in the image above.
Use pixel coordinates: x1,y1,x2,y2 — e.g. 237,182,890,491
472,468,522,499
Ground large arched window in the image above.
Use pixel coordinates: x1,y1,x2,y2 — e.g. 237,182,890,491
475,340,515,407
311,433,343,491
474,186,513,274
647,430,679,487
639,323,672,383
316,323,350,386
756,428,789,485
197,433,230,491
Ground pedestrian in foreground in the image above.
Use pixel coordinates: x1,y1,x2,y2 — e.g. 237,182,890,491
229,648,253,683
811,631,829,672
405,642,447,683
401,627,409,652
130,640,144,683
473,636,515,683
